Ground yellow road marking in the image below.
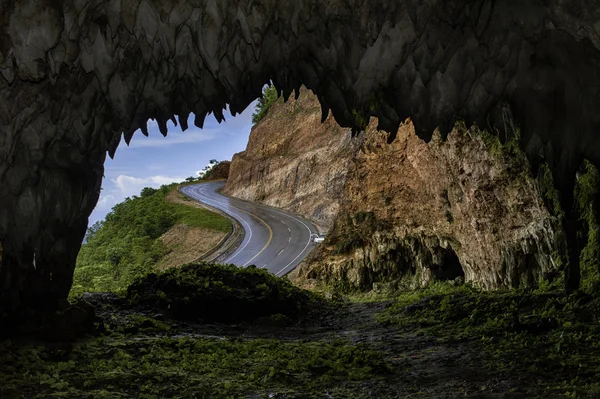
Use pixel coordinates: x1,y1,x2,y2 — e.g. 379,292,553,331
181,183,274,266
243,210,273,266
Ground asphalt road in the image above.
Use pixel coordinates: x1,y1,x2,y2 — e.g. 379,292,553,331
180,181,319,276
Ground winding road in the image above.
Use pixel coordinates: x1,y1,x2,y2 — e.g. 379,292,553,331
180,181,319,276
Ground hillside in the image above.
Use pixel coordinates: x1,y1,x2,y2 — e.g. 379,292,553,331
71,182,231,297
224,88,354,230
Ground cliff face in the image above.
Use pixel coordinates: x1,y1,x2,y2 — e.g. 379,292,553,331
227,90,559,290
296,119,559,291
224,89,354,229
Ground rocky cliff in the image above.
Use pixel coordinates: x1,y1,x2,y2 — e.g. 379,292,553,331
296,118,560,291
226,90,560,290
224,89,354,230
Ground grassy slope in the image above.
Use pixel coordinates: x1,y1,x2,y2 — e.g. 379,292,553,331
71,183,231,298
169,195,230,232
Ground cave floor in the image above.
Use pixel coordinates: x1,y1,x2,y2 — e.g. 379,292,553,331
1,289,599,398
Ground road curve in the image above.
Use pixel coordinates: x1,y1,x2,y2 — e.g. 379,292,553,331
180,181,319,276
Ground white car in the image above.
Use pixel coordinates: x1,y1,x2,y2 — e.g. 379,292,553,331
311,233,326,243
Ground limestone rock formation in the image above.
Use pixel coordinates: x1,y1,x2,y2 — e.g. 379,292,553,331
1,0,600,329
296,119,560,291
224,89,354,229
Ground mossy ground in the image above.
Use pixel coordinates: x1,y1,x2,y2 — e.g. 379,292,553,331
5,279,600,397
379,282,600,397
0,334,391,399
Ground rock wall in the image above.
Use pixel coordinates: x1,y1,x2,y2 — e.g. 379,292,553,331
224,89,354,229
226,90,559,290
205,161,231,181
296,119,559,290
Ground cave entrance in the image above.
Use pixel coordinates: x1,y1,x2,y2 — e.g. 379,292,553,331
431,247,464,281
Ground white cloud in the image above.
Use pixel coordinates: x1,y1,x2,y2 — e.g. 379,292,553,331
98,194,116,207
127,129,217,148
112,175,186,198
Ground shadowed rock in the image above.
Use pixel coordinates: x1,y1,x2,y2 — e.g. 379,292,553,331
1,0,600,329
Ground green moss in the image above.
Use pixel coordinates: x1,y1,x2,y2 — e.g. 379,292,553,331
0,336,391,398
368,90,384,113
351,108,369,131
126,263,320,322
379,282,600,396
535,159,600,293
112,314,172,334
479,129,504,158
539,163,565,219
575,160,600,293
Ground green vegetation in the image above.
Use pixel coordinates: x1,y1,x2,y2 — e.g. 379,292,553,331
126,263,318,322
575,160,600,293
351,108,369,130
71,184,231,298
539,162,565,219
0,335,391,399
536,159,599,292
252,85,279,125
180,160,228,186
378,282,600,396
470,122,530,179
2,264,387,398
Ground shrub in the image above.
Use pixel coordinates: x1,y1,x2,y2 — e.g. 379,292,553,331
252,85,279,124
126,263,317,322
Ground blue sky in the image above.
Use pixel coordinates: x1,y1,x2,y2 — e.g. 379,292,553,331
89,103,256,225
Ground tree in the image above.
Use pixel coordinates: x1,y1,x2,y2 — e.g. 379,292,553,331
141,187,158,197
106,246,124,280
85,221,103,242
252,85,279,124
